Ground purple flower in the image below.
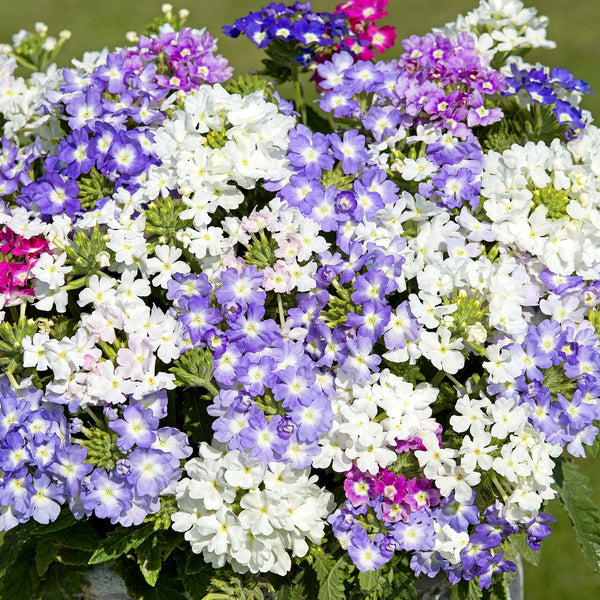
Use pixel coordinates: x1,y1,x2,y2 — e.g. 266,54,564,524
127,448,175,497
81,469,133,519
109,404,158,451
288,125,334,180
215,265,266,308
329,130,368,175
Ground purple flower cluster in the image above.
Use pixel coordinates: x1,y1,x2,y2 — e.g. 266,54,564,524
330,491,523,587
491,313,600,458
317,52,405,137
0,137,42,199
317,32,505,140
0,377,92,530
395,33,505,138
504,64,592,139
169,269,336,469
79,392,191,526
122,27,233,91
224,2,353,66
418,133,484,210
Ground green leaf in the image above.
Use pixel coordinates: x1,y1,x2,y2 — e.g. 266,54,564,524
358,570,379,593
175,550,211,600
0,520,35,577
389,568,418,600
35,537,57,577
55,522,100,550
88,523,155,565
504,531,541,567
0,541,38,600
311,548,350,600
137,536,163,587
116,556,188,600
450,580,483,600
555,457,600,573
55,546,93,565
38,563,83,600
136,531,180,587
486,573,510,600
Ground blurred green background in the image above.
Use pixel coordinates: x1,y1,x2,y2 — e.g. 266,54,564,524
2,1,600,598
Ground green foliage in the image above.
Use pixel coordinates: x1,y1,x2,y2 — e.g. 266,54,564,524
450,579,483,600
503,531,542,567
0,312,37,374
62,226,107,281
245,230,277,270
0,520,35,578
170,347,216,393
35,537,57,577
145,196,187,249
225,75,274,101
88,522,155,565
311,546,353,600
0,541,38,600
175,550,212,599
135,531,181,587
115,555,188,600
260,39,300,84
554,457,600,574
38,563,83,600
383,360,426,386
78,167,115,210
478,97,569,153
77,425,124,470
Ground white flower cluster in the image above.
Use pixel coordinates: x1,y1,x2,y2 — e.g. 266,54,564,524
315,371,439,475
436,0,556,58
482,130,600,278
0,53,61,141
417,393,561,526
172,443,334,575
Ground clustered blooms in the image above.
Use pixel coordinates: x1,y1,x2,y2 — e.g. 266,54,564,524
1,1,599,595
504,64,592,139
0,225,48,302
0,378,91,530
172,442,334,574
224,0,396,67
317,32,505,141
435,0,556,60
121,27,233,91
224,2,352,66
333,0,396,60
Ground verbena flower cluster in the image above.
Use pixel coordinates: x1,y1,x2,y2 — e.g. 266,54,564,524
1,1,599,598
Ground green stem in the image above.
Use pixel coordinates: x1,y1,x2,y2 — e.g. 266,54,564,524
292,61,307,126
85,407,103,428
204,380,219,397
277,294,286,329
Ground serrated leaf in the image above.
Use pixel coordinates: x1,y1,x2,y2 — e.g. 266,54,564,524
88,523,154,565
505,531,541,567
555,457,600,573
390,569,418,600
311,549,349,600
137,536,163,587
450,580,482,600
175,550,211,600
185,551,207,575
56,546,93,565
487,573,510,600
38,563,83,600
358,570,379,592
35,537,57,577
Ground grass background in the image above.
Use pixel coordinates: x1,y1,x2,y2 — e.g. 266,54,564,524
2,1,600,598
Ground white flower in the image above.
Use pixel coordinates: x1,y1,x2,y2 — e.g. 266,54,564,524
146,245,191,288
